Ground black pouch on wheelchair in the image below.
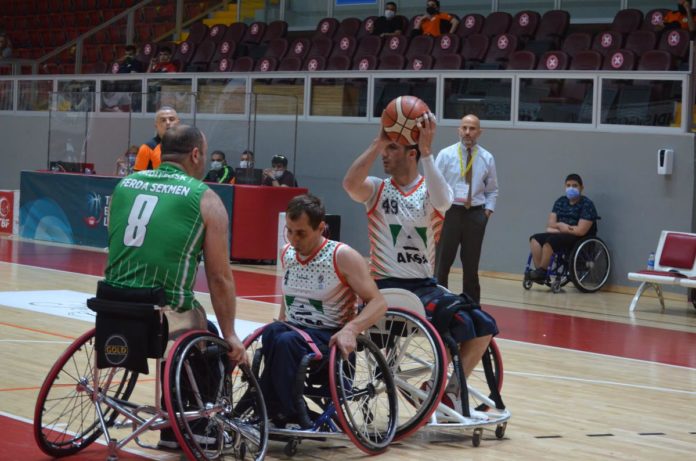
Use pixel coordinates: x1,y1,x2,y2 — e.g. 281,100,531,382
87,281,168,374
422,291,480,336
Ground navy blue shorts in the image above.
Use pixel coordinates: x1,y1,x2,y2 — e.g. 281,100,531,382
376,277,498,342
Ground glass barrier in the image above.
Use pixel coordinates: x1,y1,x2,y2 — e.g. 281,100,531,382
0,80,12,111
56,80,97,112
559,0,621,22
600,78,682,127
310,77,367,117
251,78,304,115
100,80,142,112
198,77,248,115
18,80,53,111
203,92,301,186
519,77,594,124
374,77,436,117
285,0,328,30
443,77,512,121
498,0,555,14
241,0,281,23
146,78,193,113
48,91,132,175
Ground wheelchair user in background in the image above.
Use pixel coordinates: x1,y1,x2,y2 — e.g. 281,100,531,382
525,173,599,284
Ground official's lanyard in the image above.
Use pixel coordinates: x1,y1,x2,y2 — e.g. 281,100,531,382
458,143,476,178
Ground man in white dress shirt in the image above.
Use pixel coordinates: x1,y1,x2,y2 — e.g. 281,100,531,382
434,114,498,303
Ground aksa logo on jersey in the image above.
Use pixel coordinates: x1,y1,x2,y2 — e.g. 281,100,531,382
104,334,129,365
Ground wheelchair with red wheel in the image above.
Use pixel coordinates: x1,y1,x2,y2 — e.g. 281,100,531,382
368,288,511,447
243,321,398,457
33,282,268,461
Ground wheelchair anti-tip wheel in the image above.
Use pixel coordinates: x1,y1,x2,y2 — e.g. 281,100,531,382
569,237,611,293
330,335,398,455
164,330,268,461
369,307,448,440
33,329,138,457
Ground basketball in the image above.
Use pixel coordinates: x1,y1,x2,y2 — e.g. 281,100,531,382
381,96,431,146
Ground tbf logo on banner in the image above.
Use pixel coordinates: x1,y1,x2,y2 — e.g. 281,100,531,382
0,190,18,234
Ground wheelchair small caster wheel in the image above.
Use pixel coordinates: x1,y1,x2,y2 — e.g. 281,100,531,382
472,427,483,447
284,439,299,457
551,280,562,293
495,422,507,439
522,277,533,290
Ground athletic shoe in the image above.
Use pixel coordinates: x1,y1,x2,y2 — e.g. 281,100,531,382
441,392,489,421
157,425,219,451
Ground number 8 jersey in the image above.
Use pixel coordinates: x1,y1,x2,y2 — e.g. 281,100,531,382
105,164,209,311
365,176,444,280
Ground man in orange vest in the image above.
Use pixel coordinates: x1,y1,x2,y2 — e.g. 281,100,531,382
133,106,180,171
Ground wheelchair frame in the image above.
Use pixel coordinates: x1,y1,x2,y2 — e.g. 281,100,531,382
243,321,398,457
33,303,269,461
373,288,511,447
524,234,612,293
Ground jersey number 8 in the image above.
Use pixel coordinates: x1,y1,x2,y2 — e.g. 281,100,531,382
124,194,159,247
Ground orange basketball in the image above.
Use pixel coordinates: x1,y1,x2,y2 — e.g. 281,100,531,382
381,96,431,146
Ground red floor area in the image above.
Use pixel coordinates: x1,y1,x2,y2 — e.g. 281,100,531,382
2,238,696,368
0,415,152,461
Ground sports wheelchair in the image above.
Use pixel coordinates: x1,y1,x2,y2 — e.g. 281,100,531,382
33,282,268,461
523,222,611,293
244,321,398,457
368,288,510,447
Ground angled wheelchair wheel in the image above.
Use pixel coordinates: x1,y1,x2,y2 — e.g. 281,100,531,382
569,237,611,293
330,335,398,455
164,331,268,461
369,308,447,440
34,329,138,457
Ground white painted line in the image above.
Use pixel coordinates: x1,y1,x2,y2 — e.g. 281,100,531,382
0,290,265,340
498,338,696,371
0,340,72,344
503,370,696,395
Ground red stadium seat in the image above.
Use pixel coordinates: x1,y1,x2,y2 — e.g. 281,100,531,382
592,31,624,57
536,50,569,70
432,34,461,60
456,14,484,39
330,35,357,60
506,50,536,70
353,55,378,71
314,18,339,39
561,32,593,59
570,50,602,70
610,9,643,35
407,55,434,71
460,33,490,67
255,56,279,72
336,17,362,38
262,20,288,43
509,11,540,41
601,49,636,71
405,35,434,61
481,12,512,38
206,24,229,45
624,30,657,57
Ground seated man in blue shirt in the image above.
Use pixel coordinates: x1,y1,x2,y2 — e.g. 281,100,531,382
528,173,598,281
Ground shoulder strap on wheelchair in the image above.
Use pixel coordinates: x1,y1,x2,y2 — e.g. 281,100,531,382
481,347,505,410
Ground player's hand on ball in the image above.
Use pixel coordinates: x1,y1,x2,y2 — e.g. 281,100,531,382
417,111,436,157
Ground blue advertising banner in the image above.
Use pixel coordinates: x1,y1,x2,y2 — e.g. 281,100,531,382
20,171,234,248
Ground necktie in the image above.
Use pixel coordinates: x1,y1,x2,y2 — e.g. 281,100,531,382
465,148,473,209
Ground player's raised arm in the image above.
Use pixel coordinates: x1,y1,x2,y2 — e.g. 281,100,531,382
342,124,390,203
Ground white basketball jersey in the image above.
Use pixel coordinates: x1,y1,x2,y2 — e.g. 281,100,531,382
281,239,357,329
367,177,444,280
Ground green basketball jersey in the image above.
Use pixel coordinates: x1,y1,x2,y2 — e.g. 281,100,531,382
105,163,209,311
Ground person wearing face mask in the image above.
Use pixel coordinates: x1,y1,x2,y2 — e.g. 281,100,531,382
114,145,139,176
239,150,255,169
373,2,405,37
203,150,236,184
417,0,459,38
433,114,497,304
526,173,598,282
263,155,298,187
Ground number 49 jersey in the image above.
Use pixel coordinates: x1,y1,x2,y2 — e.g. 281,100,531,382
366,176,444,280
105,164,209,311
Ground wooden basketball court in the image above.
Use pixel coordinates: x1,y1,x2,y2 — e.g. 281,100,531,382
1,235,695,460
